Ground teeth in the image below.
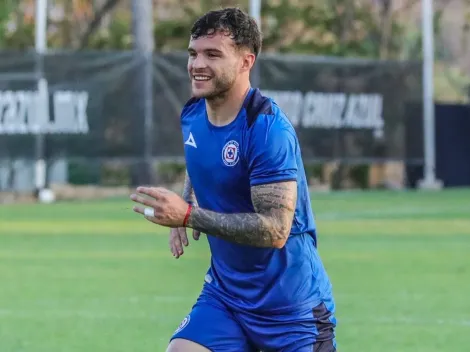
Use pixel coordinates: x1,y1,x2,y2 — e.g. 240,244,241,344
194,76,210,81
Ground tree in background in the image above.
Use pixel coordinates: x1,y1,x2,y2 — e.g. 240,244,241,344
0,0,409,57
0,0,13,48
0,0,469,100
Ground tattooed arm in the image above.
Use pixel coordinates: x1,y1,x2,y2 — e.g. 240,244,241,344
181,170,197,205
169,170,199,257
185,181,297,249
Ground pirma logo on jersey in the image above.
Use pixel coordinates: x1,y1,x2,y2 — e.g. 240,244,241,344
222,140,239,166
174,314,190,334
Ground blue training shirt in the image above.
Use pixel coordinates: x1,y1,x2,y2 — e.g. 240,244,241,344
181,88,334,314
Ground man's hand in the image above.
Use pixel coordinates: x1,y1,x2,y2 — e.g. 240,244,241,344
169,227,201,259
170,227,188,258
130,186,190,228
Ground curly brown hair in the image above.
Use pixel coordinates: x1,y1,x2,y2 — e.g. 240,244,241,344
190,7,262,57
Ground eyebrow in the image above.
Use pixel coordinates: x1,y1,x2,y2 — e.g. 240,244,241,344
187,47,224,54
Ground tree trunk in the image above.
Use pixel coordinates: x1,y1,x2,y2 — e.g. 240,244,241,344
379,0,392,59
78,0,121,49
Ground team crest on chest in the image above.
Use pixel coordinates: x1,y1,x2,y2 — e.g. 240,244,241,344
222,140,240,167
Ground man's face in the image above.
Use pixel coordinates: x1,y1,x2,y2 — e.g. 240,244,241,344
187,31,243,99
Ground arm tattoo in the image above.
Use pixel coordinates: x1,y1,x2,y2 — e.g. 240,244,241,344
182,170,197,205
186,181,297,248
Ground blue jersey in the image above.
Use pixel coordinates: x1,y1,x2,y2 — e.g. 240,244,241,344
181,88,334,314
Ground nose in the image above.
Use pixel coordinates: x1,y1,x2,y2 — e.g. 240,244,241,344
191,54,207,70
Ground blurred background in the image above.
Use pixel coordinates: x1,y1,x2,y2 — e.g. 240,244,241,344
0,0,469,196
0,1,469,352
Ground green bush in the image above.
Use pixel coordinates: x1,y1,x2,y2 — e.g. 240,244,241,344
157,162,186,184
101,163,130,186
349,164,370,189
67,161,100,185
303,163,324,184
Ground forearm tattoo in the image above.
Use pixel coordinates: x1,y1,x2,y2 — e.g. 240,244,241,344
186,181,297,248
182,171,197,205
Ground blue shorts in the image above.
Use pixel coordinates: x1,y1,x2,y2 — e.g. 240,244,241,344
170,290,336,352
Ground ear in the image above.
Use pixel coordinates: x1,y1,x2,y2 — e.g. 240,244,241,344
240,52,256,73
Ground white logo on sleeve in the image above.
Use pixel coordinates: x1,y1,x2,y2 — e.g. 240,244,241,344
204,274,213,284
184,132,197,148
222,140,239,166
174,314,191,334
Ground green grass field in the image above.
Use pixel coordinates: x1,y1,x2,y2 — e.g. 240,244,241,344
1,189,470,352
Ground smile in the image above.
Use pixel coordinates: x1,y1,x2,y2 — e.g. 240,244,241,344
193,76,211,81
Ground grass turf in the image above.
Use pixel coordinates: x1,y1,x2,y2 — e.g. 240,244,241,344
0,189,469,351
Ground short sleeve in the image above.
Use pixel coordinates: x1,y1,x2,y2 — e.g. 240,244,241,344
180,97,202,122
247,115,298,187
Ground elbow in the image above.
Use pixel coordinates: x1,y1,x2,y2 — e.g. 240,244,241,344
272,239,287,249
262,216,291,249
272,231,289,249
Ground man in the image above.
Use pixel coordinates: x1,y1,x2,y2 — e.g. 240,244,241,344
130,7,336,352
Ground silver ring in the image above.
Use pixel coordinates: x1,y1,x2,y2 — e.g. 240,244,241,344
144,207,155,217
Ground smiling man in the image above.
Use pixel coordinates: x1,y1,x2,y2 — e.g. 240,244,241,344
130,7,337,352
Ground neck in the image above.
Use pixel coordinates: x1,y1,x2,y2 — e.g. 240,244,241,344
206,81,251,127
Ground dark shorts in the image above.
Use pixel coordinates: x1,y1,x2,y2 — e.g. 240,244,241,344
170,290,336,352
